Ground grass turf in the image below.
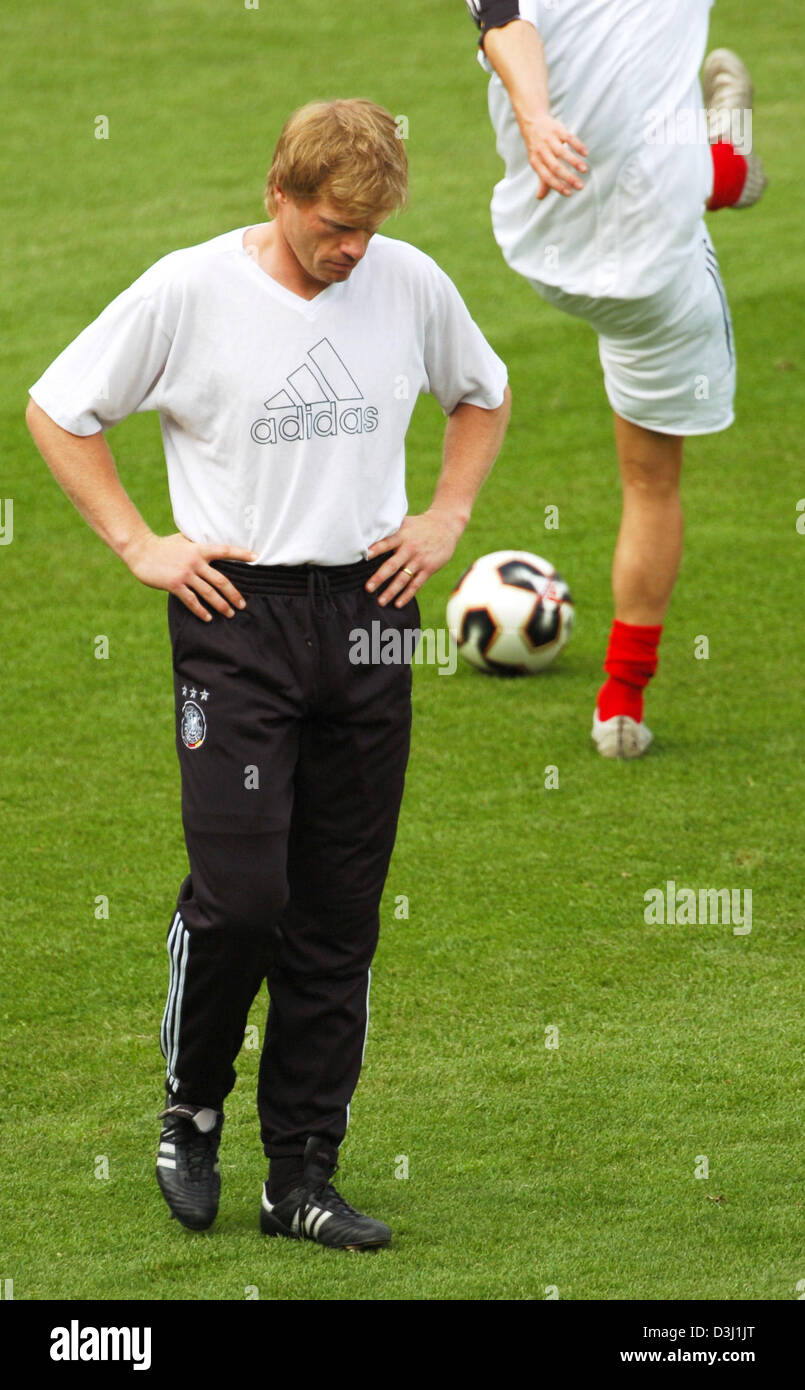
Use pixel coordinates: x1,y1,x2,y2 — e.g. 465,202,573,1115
1,0,802,1301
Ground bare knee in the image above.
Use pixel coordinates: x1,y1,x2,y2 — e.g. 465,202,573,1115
620,456,682,502
614,413,684,500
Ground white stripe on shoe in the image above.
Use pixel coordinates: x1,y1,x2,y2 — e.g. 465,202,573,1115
308,1208,334,1239
261,1188,333,1240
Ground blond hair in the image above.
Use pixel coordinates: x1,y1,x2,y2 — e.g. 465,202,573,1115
264,99,408,224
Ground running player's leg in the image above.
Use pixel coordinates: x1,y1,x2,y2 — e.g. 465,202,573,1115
703,48,767,211
590,419,684,759
591,230,735,757
611,416,684,626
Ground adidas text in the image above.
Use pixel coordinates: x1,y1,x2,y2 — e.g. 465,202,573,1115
251,402,378,444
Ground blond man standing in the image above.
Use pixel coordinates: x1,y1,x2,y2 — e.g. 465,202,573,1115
27,100,510,1250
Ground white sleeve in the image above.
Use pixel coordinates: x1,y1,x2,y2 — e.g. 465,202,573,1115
422,265,508,415
28,280,174,435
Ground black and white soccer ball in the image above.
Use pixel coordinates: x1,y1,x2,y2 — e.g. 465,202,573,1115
446,550,575,675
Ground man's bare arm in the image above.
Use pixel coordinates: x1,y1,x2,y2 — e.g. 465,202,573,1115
25,398,256,620
366,384,512,609
482,19,588,199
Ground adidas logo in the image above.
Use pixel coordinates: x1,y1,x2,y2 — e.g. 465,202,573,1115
291,1204,334,1240
251,337,379,444
261,1187,335,1240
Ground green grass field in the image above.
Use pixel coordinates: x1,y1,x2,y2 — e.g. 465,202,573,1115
2,0,803,1303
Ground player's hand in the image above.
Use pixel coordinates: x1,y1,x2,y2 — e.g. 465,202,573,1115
365,508,466,609
121,530,258,621
520,112,588,199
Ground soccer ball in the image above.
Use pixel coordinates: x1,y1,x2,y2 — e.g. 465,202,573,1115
446,550,575,675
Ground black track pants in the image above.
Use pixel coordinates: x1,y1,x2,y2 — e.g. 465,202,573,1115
160,557,418,1158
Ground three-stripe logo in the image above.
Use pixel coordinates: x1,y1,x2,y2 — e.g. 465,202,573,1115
250,338,379,444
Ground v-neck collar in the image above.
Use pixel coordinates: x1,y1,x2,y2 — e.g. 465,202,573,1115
234,226,345,318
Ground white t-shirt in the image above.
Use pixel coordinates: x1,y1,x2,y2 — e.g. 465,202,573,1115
480,0,715,298
29,228,507,565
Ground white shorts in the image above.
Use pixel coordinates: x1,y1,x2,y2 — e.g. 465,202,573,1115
527,228,735,436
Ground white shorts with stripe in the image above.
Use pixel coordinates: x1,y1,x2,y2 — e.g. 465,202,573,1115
527,226,735,436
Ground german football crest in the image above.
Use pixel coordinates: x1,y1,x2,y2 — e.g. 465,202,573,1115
180,685,209,749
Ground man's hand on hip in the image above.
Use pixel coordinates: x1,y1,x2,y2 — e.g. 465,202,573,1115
365,509,466,609
368,389,512,607
25,403,257,620
122,531,258,621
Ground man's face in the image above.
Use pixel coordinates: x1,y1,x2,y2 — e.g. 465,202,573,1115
274,190,385,286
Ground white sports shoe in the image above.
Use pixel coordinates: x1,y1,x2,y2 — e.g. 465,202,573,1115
733,152,768,208
702,47,767,207
592,709,653,760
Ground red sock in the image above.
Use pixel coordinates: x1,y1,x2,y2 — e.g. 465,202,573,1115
708,141,748,210
597,620,663,723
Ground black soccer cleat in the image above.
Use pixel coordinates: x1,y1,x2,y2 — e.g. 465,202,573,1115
156,1098,223,1231
260,1135,391,1251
